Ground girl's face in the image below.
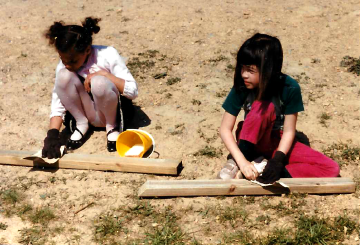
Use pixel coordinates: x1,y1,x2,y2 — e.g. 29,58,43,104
241,65,260,89
58,46,91,72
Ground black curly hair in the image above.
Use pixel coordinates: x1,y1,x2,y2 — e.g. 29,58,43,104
45,17,101,53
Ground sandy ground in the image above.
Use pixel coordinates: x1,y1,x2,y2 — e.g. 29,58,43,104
0,0,359,244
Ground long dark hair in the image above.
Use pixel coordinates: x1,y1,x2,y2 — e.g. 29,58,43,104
45,17,101,53
234,33,283,100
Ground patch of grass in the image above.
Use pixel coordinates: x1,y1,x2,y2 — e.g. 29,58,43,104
261,228,294,245
221,230,254,245
127,57,156,77
315,83,327,88
196,83,207,89
166,77,181,85
260,201,295,216
308,93,316,102
218,206,248,228
333,214,358,235
125,200,154,218
323,142,360,166
311,58,321,64
226,63,235,72
19,226,47,245
165,92,172,99
194,146,222,158
138,49,159,59
48,176,56,184
340,56,360,75
29,207,56,224
294,72,310,84
93,212,124,243
175,123,185,128
0,222,8,230
17,203,33,217
1,188,23,204
319,112,331,127
143,209,186,245
256,214,271,225
216,90,228,98
191,99,201,105
197,128,217,143
294,215,338,244
208,55,229,64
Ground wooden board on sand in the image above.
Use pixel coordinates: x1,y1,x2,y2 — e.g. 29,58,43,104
0,150,182,175
138,178,356,197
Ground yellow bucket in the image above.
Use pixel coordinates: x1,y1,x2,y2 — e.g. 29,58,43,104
116,129,155,158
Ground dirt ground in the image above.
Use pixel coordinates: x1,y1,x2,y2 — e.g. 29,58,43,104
0,0,360,244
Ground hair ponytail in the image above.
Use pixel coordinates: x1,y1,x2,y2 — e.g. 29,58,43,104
45,17,101,53
82,17,101,35
45,21,65,45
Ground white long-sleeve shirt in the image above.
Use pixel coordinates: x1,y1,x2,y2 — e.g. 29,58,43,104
50,45,138,119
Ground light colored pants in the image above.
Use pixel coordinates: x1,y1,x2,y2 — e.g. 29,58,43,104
55,68,119,132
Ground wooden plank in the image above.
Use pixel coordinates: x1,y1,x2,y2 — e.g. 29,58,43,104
138,178,356,197
0,150,182,175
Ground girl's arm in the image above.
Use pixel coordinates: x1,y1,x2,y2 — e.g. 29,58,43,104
220,112,259,180
49,116,63,130
84,70,125,94
277,113,298,154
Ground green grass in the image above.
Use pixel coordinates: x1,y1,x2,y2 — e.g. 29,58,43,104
0,222,8,230
319,112,331,127
191,99,202,105
208,55,229,64
1,188,23,204
194,146,222,158
261,201,295,216
94,203,192,244
93,212,124,243
340,56,360,75
166,77,181,85
17,203,33,217
221,214,359,245
19,226,47,245
29,207,56,224
218,206,248,228
221,230,254,245
143,215,186,245
216,90,228,98
323,142,360,166
260,228,294,245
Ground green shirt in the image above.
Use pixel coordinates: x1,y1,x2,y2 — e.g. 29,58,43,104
222,74,304,117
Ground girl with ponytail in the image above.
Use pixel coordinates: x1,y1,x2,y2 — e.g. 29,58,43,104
42,17,138,157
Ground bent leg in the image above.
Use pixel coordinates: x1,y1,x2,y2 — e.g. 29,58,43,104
91,76,120,140
55,69,96,139
285,142,340,177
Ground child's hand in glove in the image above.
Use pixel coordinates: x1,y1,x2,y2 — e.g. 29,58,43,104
256,151,286,184
42,129,61,159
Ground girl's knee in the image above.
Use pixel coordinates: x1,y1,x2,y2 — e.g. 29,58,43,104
56,68,77,89
327,159,340,177
91,76,117,98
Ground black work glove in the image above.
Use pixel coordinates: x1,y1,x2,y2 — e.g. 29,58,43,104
257,151,286,184
42,129,61,159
